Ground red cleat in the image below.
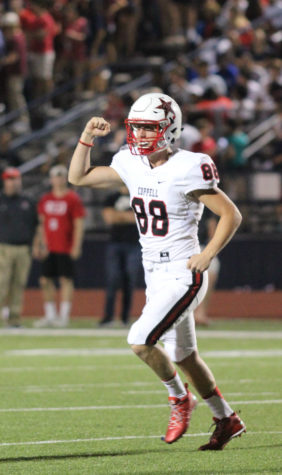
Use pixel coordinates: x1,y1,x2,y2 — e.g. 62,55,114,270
199,412,246,451
164,383,197,444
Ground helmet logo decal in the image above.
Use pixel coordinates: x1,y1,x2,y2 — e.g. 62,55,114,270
156,99,174,118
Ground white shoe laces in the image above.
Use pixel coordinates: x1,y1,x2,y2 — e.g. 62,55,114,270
168,401,186,428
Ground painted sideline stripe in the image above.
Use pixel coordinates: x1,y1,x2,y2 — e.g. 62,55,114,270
0,399,282,413
4,348,282,358
0,328,282,339
0,431,281,448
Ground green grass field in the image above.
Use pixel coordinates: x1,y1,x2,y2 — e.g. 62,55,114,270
0,319,282,474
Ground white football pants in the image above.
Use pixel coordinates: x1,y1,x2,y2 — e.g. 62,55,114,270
127,259,208,362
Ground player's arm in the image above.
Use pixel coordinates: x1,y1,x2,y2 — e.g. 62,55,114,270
68,117,123,188
187,188,242,272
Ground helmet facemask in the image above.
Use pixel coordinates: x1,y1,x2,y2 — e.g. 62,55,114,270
124,119,170,155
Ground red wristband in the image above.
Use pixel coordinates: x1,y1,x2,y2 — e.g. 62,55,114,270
79,139,94,147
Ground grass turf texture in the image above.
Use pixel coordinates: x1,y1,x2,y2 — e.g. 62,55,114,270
0,319,282,474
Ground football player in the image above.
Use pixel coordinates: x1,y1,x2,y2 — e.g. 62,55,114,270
68,92,246,450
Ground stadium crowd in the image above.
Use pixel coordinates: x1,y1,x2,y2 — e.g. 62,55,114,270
0,0,281,171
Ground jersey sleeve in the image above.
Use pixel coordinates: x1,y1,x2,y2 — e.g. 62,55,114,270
184,154,220,195
110,151,129,186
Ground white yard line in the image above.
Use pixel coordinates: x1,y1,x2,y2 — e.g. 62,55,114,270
5,348,133,356
0,380,280,391
202,349,282,358
124,391,279,396
0,362,279,373
2,382,161,392
4,348,282,357
0,399,282,413
0,381,280,393
0,364,144,372
0,431,281,448
0,328,282,339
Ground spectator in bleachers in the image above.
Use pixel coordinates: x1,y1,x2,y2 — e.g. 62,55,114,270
194,87,235,123
268,59,282,104
191,118,217,160
169,0,202,45
245,0,263,21
0,129,22,170
79,0,106,58
196,0,222,41
104,0,142,61
177,114,201,151
222,118,249,170
236,68,275,121
58,4,88,99
250,28,272,62
262,0,282,30
216,52,239,94
231,83,256,123
0,12,30,134
20,0,59,115
191,59,228,97
228,6,254,49
167,65,202,107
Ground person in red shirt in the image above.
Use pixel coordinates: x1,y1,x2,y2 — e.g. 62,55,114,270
33,165,86,327
191,118,217,159
59,4,88,98
20,0,59,105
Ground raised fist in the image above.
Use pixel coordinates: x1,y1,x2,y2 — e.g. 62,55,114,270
83,117,111,139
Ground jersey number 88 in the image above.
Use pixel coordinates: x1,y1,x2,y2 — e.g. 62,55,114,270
131,197,168,236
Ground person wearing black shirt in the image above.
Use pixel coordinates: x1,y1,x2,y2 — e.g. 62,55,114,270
99,186,142,327
0,167,38,327
194,209,220,326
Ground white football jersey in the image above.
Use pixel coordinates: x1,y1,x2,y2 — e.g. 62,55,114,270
110,147,219,262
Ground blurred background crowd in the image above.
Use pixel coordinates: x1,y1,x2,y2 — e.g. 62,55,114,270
0,0,281,304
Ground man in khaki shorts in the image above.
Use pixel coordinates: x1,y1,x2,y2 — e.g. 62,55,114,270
0,167,38,327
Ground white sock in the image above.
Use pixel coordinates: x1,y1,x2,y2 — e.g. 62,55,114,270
2,306,10,321
204,387,233,419
162,371,187,398
44,302,57,321
59,301,71,323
